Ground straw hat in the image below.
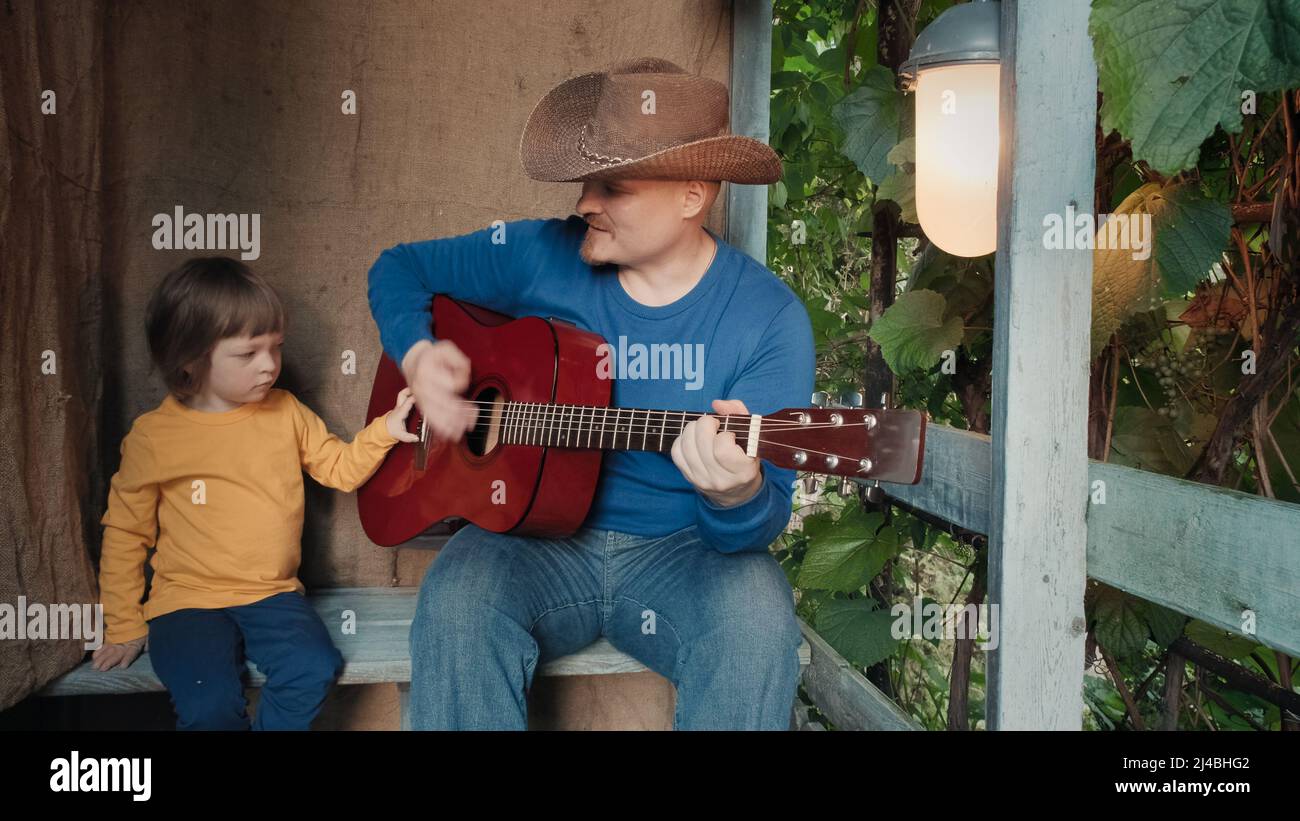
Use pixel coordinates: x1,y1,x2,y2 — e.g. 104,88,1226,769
519,57,782,185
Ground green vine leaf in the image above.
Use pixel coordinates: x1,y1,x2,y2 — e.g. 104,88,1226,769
876,136,917,222
1144,602,1188,649
1090,182,1230,357
815,598,903,668
867,289,964,374
1089,584,1187,659
831,65,902,186
1183,619,1259,660
1155,186,1233,296
1092,587,1150,660
1090,0,1300,175
876,172,917,223
1109,406,1194,475
797,508,898,592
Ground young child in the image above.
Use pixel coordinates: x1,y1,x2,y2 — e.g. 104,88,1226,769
91,256,419,731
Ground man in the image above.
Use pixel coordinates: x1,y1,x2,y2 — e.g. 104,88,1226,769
366,57,815,729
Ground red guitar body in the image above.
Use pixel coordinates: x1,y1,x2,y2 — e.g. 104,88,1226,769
359,296,609,546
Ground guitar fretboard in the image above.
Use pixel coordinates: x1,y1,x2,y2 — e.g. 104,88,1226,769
498,402,754,453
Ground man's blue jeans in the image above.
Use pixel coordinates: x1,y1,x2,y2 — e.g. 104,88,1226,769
408,523,803,730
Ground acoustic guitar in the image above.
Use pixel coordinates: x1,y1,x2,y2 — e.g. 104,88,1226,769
358,294,926,546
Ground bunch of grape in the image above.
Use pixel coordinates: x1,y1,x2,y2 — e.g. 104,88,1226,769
1153,349,1194,418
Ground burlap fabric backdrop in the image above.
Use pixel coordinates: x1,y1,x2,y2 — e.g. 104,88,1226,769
0,0,733,711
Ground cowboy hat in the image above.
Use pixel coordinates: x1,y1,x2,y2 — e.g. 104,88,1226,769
519,56,782,185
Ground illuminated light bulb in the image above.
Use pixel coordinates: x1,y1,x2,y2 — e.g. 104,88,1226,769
899,0,1001,258
914,62,1000,257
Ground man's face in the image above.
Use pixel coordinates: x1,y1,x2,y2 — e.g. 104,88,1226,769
198,330,283,403
575,178,706,266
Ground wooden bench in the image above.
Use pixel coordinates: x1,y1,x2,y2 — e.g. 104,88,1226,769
38,586,812,729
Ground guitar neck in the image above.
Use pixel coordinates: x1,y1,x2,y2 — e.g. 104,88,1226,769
497,402,757,455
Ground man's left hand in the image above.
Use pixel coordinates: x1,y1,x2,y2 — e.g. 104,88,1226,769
671,399,764,508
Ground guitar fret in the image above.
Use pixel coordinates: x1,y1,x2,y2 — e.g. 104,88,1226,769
502,405,725,451
471,401,766,456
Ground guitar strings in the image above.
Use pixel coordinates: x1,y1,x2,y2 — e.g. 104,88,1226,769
404,401,881,464
408,398,878,428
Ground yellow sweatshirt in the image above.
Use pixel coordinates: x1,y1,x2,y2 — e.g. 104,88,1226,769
98,388,398,644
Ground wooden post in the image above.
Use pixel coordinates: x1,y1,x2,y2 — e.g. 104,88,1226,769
727,0,774,264
987,0,1095,729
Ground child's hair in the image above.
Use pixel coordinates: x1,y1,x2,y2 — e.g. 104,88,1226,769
146,256,287,400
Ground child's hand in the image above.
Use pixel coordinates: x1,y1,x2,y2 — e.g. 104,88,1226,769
92,636,147,672
385,387,422,443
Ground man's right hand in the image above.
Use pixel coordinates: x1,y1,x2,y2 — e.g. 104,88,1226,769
400,339,480,442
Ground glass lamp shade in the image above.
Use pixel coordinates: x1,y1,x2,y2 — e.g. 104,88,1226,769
913,62,1000,257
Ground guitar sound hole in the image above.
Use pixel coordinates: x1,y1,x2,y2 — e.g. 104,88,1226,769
465,386,503,457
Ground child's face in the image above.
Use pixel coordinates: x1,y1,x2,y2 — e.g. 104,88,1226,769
201,330,284,403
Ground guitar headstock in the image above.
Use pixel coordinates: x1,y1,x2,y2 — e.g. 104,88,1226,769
755,393,926,484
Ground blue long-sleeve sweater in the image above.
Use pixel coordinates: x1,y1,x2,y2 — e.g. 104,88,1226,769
366,215,815,554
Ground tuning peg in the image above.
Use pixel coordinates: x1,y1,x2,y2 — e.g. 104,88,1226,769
810,391,829,408
840,391,865,408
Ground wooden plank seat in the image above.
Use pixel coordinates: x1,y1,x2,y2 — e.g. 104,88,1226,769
38,586,812,728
